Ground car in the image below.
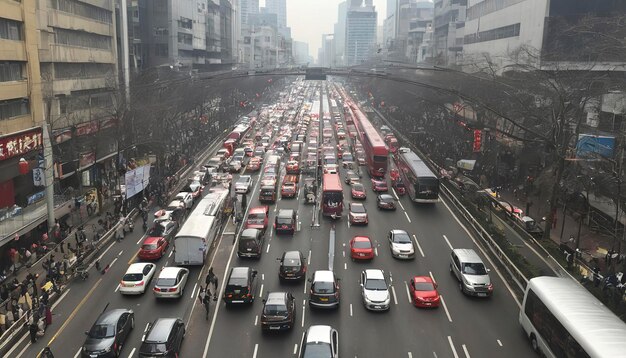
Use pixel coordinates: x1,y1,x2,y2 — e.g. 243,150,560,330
216,148,230,159
119,263,157,295
246,157,261,172
205,157,222,169
348,202,368,225
223,267,258,305
275,209,296,235
281,181,297,198
244,145,254,157
344,170,360,185
153,267,189,299
235,175,253,194
351,182,366,200
356,154,367,166
183,181,203,201
175,192,194,209
360,269,391,311
323,164,338,174
226,159,242,173
377,194,396,210
450,249,493,297
342,152,354,162
245,206,269,233
144,220,178,245
286,160,300,174
138,236,169,261
254,148,265,158
308,270,340,309
233,154,245,164
278,250,307,281
82,309,134,358
350,236,374,260
298,325,339,358
138,318,185,357
260,292,296,331
388,229,415,259
409,276,441,308
371,178,389,192
237,228,264,258
337,131,346,139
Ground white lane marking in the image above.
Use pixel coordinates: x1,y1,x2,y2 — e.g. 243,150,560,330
96,242,116,261
448,336,460,358
462,345,470,358
342,250,345,258
115,284,120,292
191,283,197,299
109,257,118,269
259,284,264,298
74,348,82,358
404,212,411,223
144,323,150,332
165,260,168,266
404,281,412,303
128,347,136,358
408,353,413,358
262,273,265,281
412,235,425,257
398,200,405,211
374,247,378,256
293,344,298,355
51,288,70,310
442,235,454,250
392,188,399,200
269,227,273,237
391,286,398,305
303,280,307,294
440,198,521,307
253,343,259,358
301,301,306,327
136,236,144,244
497,340,503,347
429,271,437,284
347,220,350,228
266,243,271,253
168,250,173,258
308,250,311,265
7,326,30,357
344,262,347,270
118,250,124,256
350,303,353,316
254,315,258,326
440,295,453,322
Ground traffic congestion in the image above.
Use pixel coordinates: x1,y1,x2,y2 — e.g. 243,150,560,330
9,79,535,358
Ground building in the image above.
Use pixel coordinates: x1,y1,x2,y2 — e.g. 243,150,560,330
320,34,336,67
239,0,259,27
433,0,466,67
414,20,434,63
292,40,311,65
345,0,378,66
264,0,286,29
0,0,119,272
384,0,433,61
333,1,348,66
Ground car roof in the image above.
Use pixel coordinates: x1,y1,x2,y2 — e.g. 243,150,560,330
391,229,408,235
249,206,268,213
283,250,301,260
158,267,186,279
350,202,364,208
452,248,483,263
241,228,260,238
364,269,385,280
312,270,334,282
305,325,332,344
277,209,294,217
127,263,153,274
379,194,393,199
146,318,179,343
265,292,288,305
96,309,131,325
413,276,434,283
353,236,370,242
143,237,160,244
237,175,251,180
230,267,250,279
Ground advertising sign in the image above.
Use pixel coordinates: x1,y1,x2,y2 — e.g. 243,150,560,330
0,128,43,161
576,134,615,159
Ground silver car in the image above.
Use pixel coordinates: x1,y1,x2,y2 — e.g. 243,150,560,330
388,229,415,259
360,269,390,311
153,267,189,299
450,249,493,297
235,175,253,194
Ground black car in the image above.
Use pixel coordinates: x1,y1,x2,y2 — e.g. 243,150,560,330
275,209,296,234
223,267,258,305
261,292,296,331
138,318,185,357
237,228,264,258
278,250,307,281
82,309,134,358
377,194,397,210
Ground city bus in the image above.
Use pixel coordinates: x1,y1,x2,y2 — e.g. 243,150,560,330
348,102,388,177
520,276,626,357
259,177,278,203
322,173,343,218
395,148,439,203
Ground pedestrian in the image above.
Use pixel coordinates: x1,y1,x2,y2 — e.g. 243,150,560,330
198,286,211,320
206,267,218,300
41,347,54,358
29,320,38,343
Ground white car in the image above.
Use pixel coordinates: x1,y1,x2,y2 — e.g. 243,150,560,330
360,269,390,311
235,175,253,194
299,325,339,358
153,267,189,299
175,192,193,210
119,263,157,295
388,229,416,259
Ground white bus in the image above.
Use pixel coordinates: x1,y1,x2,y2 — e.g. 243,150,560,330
520,276,626,358
174,188,229,265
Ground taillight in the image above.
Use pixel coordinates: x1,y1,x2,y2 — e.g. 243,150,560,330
120,281,125,287
168,288,177,292
137,281,145,286
153,287,159,292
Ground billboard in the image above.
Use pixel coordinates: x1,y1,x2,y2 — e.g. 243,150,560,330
576,134,615,159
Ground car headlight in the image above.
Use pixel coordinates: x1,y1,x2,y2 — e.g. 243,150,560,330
103,345,112,353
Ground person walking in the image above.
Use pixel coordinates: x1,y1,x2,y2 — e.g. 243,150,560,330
206,267,218,301
29,317,39,343
198,286,211,320
41,347,54,358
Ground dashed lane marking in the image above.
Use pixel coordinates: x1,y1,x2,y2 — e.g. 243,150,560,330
412,235,425,257
448,336,460,358
442,234,454,250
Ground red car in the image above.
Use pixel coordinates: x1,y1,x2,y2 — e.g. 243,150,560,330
138,236,168,260
409,276,441,308
281,182,297,198
286,160,300,174
371,178,389,192
246,157,261,172
351,183,366,200
350,236,374,260
246,206,269,232
348,202,368,225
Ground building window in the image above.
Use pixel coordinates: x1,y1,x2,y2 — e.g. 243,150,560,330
0,18,22,41
55,28,111,50
50,0,113,24
0,62,24,82
265,36,271,42
178,32,192,45
155,44,168,56
0,99,29,120
464,23,521,45
154,27,169,36
178,17,192,30
54,63,114,79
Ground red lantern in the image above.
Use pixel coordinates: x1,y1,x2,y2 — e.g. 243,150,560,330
18,158,29,175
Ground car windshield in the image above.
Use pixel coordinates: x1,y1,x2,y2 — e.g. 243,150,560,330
380,195,393,202
263,304,287,316
237,178,249,184
312,281,334,293
142,243,158,250
351,204,366,213
462,263,487,275
156,278,176,286
123,273,143,282
393,232,411,243
88,324,115,338
248,213,265,221
414,282,436,291
283,258,301,267
365,278,387,290
353,240,371,249
302,342,332,358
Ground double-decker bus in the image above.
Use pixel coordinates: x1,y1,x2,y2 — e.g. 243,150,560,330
322,173,343,218
520,276,626,358
348,103,388,177
395,148,439,203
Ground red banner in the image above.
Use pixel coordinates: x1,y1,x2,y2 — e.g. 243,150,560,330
473,130,482,153
75,120,99,136
0,128,43,161
79,151,96,168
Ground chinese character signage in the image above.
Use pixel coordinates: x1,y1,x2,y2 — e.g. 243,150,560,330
473,130,482,153
0,128,43,161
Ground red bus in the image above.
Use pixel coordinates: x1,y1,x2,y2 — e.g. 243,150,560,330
348,103,388,177
322,173,343,218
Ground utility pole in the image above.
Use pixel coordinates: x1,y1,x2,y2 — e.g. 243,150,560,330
42,123,55,233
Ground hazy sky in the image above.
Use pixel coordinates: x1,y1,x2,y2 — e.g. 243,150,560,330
263,0,387,58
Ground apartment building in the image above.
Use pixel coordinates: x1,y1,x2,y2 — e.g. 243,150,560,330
433,0,466,67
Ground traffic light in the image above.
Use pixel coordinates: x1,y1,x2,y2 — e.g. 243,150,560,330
473,130,482,153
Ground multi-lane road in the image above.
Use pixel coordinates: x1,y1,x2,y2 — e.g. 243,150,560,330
8,80,536,358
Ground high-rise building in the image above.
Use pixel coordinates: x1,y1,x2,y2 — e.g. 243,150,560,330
333,1,348,65
433,0,466,67
385,0,433,61
293,41,311,65
345,1,378,66
320,34,336,67
265,0,287,29
240,0,259,26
